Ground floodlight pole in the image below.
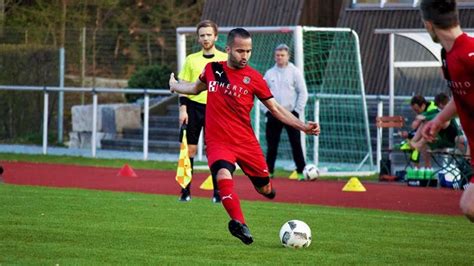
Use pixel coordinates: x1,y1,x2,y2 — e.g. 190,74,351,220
143,92,150,160
91,90,98,158
42,87,49,155
58,48,65,144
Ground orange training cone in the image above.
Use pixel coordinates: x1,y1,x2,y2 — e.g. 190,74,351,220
118,164,138,178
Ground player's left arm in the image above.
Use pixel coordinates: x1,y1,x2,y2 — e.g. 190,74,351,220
263,98,320,135
169,73,207,95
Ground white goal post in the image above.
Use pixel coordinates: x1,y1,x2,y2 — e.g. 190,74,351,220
176,26,374,173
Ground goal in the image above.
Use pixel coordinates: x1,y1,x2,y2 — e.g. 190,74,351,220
176,26,374,173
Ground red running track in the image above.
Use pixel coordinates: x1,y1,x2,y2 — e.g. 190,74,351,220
0,161,463,216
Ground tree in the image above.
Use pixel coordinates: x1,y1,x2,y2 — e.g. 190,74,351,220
126,64,172,103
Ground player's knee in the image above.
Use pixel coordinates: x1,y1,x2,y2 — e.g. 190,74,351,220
249,176,270,189
460,190,474,223
460,201,474,222
211,160,236,181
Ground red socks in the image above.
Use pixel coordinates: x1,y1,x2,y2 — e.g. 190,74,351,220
218,179,245,224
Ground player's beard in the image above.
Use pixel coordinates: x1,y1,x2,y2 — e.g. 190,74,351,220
229,54,247,69
428,28,439,43
202,41,215,51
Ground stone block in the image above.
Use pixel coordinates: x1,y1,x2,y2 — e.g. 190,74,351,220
113,104,142,132
71,103,141,133
68,132,116,149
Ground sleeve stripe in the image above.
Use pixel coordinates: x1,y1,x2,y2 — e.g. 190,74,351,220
259,96,274,101
199,75,206,83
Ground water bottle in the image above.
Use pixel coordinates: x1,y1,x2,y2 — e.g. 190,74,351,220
425,168,434,180
407,168,414,179
417,167,423,180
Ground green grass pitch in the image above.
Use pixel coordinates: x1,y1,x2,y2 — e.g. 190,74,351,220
1,184,473,264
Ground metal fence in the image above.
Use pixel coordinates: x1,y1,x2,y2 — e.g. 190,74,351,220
0,27,178,145
0,85,171,160
1,27,178,81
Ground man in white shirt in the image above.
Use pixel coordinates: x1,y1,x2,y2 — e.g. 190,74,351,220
263,44,308,180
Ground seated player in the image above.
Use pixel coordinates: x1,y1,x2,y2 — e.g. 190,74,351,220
411,93,465,154
397,95,437,168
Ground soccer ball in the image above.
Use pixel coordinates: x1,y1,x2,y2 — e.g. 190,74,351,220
279,220,312,248
303,164,319,180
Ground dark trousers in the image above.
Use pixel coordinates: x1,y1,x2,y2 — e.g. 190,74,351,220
265,112,306,174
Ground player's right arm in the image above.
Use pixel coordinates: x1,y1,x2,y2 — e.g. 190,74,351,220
177,57,193,125
169,73,207,95
177,81,190,125
421,98,457,142
263,98,320,136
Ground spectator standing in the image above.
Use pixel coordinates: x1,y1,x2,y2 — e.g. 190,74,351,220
262,44,308,180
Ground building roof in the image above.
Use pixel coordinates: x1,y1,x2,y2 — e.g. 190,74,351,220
201,0,342,27
337,1,474,95
201,0,474,96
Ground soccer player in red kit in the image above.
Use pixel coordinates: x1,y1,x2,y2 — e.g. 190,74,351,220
169,28,320,244
420,0,474,222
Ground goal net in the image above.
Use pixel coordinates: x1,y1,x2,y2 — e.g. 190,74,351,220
177,26,374,173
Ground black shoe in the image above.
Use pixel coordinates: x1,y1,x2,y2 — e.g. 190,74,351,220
228,220,253,245
179,189,191,202
212,193,221,203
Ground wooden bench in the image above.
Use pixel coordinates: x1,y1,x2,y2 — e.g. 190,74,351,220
376,116,410,177
376,115,405,129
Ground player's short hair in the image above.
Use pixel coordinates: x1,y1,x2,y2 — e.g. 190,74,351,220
196,20,218,36
410,95,428,107
227,28,251,47
434,92,450,106
420,0,459,29
274,43,290,54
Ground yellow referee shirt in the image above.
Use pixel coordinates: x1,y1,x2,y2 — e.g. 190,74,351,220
178,50,227,104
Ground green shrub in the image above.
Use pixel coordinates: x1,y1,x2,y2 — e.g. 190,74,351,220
127,64,172,103
0,44,58,141
0,44,58,85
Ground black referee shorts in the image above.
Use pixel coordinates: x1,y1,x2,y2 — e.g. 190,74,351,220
179,100,205,145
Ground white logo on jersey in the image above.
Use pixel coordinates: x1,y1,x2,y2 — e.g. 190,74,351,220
243,76,251,84
215,70,224,77
222,194,233,201
469,52,474,57
208,81,218,92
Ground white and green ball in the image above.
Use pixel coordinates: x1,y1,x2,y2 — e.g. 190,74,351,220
279,220,312,248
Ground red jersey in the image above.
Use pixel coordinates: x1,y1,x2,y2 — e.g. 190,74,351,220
442,33,474,165
199,61,273,145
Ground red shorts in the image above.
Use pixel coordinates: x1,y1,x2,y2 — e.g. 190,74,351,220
206,140,269,177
